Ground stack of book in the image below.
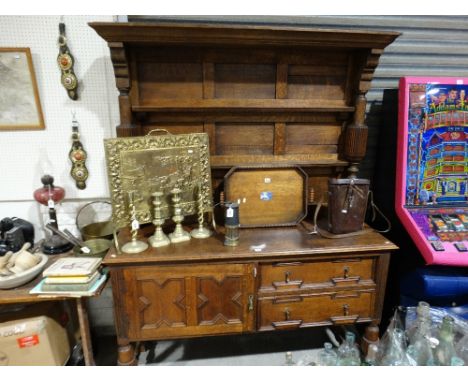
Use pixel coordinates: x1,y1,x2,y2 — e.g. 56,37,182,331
30,257,106,296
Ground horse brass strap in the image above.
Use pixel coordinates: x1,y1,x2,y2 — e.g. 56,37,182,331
57,22,79,100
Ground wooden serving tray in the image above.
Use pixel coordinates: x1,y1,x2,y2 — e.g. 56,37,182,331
224,165,308,228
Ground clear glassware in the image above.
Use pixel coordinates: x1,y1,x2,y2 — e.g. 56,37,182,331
297,353,317,366
362,344,378,366
434,315,458,366
450,356,465,366
317,342,338,366
283,351,296,366
380,328,410,366
337,331,361,366
377,307,406,364
408,317,434,365
408,301,431,343
455,334,468,364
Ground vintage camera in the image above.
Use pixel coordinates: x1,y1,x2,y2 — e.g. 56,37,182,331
0,217,35,256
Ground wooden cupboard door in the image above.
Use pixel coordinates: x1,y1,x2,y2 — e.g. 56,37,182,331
121,263,255,340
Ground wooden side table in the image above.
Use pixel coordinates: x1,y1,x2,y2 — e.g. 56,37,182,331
0,255,106,366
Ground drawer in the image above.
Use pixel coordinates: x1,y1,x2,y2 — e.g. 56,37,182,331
259,258,373,291
258,290,374,331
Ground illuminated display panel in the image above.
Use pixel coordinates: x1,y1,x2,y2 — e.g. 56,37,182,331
396,77,468,266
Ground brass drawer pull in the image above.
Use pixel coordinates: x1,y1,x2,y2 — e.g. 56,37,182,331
273,296,303,304
248,295,254,311
284,308,291,321
285,271,291,283
343,304,349,316
273,262,303,267
343,266,350,279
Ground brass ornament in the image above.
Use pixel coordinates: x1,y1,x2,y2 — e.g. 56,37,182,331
104,131,213,229
57,22,78,100
69,114,89,189
61,72,78,90
190,183,212,239
148,191,170,247
168,188,191,243
121,191,148,254
57,53,73,71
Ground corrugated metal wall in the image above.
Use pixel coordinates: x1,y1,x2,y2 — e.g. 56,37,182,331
129,15,468,178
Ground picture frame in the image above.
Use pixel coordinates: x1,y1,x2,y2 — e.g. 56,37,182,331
0,47,45,131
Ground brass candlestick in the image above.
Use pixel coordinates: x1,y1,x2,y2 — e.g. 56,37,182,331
122,191,148,254
149,191,170,247
191,184,212,239
168,188,191,243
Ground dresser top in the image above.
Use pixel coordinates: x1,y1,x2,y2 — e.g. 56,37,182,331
89,21,399,49
104,223,398,266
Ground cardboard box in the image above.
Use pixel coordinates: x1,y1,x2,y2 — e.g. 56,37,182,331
0,312,70,366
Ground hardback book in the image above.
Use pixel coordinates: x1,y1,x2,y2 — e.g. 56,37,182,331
30,272,107,297
42,272,101,291
44,270,100,284
43,257,101,278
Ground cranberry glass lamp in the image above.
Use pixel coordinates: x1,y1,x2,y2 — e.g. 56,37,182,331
33,175,73,254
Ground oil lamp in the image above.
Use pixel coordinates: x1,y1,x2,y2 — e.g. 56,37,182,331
33,175,74,254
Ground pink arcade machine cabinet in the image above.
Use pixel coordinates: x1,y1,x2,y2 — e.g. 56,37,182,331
396,77,468,266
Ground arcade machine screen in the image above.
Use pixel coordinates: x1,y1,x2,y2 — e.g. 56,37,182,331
396,77,468,266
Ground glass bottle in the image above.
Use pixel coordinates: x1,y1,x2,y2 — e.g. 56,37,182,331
435,315,458,366
408,317,434,365
337,331,361,366
455,334,468,364
380,328,410,366
396,305,408,331
317,342,338,366
283,351,296,366
297,353,317,366
362,344,378,366
377,307,406,364
450,356,464,366
408,301,431,344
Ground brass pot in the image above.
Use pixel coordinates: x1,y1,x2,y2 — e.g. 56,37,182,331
76,201,114,241
73,239,111,258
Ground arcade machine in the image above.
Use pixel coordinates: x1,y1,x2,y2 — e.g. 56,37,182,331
396,77,468,318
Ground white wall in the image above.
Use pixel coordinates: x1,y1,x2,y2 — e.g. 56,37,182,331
0,15,120,239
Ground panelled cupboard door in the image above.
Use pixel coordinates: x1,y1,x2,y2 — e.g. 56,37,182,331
121,263,256,340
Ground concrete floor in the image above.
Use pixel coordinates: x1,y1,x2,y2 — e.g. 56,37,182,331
94,326,340,366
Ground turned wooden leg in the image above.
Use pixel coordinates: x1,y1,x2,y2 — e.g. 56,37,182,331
117,339,137,366
76,297,95,366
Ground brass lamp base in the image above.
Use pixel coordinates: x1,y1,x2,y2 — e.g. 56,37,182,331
169,228,191,243
149,229,170,247
122,239,148,254
190,226,212,239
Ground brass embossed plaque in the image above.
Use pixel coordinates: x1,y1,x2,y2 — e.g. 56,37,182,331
104,132,213,228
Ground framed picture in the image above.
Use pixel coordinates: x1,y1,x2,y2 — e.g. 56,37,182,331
0,48,45,131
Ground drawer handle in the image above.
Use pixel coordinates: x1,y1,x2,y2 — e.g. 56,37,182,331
330,314,359,325
273,262,303,267
343,304,349,316
284,308,290,321
285,271,291,283
273,296,303,304
343,266,350,279
272,319,303,330
248,295,254,311
332,291,360,299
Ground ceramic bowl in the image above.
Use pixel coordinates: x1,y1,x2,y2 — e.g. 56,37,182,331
0,253,48,289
